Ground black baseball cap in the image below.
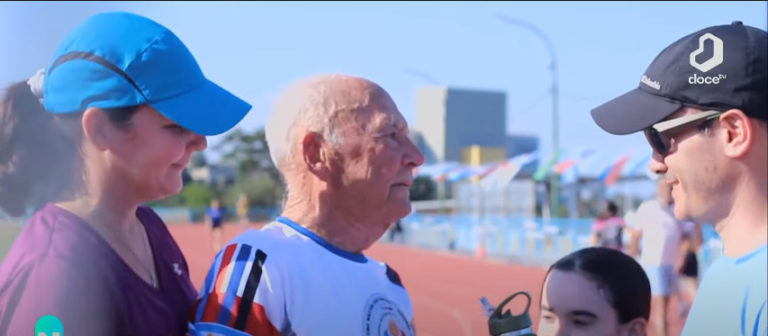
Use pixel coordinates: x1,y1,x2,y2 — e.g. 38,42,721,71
591,21,767,135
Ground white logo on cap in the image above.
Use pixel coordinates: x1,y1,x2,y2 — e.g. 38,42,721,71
689,33,723,72
641,75,661,90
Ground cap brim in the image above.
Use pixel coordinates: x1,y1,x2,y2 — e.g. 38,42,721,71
151,79,252,136
590,88,682,135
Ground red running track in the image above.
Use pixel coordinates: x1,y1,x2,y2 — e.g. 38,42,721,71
169,223,683,336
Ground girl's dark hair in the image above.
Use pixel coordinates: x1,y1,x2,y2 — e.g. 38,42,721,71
544,247,651,324
0,81,139,216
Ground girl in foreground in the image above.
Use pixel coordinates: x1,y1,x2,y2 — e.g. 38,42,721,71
538,247,651,336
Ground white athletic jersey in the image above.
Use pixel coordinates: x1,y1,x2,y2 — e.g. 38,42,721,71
190,216,415,336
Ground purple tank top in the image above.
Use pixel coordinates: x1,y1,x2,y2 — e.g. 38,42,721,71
0,203,197,335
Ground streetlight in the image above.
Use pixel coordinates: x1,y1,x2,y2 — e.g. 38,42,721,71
496,14,561,218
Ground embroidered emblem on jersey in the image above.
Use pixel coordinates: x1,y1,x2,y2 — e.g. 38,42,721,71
192,244,279,336
362,294,413,336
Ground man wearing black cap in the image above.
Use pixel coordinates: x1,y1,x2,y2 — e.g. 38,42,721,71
590,22,766,336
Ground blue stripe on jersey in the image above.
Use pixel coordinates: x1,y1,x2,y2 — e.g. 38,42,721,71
276,216,368,263
217,244,253,326
736,244,768,264
195,247,225,322
753,301,766,336
742,287,750,336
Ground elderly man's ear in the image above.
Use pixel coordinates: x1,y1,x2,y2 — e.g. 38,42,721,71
302,131,332,179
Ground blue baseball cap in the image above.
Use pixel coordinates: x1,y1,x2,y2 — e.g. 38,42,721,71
42,12,251,136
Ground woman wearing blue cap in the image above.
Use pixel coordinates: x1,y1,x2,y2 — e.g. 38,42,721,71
0,12,251,335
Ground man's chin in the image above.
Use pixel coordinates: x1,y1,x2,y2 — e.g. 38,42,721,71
392,202,411,218
375,203,409,223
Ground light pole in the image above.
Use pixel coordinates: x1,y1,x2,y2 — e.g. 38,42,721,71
496,14,560,218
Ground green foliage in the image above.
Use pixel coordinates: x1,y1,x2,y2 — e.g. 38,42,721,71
409,176,437,201
147,127,286,216
190,151,207,168
180,182,214,209
213,128,279,181
222,173,284,207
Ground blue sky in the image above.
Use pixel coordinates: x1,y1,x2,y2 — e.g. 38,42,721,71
2,1,766,162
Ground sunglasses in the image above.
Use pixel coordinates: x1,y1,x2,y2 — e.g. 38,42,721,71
644,110,723,156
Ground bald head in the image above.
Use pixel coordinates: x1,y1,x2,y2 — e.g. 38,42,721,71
265,74,394,172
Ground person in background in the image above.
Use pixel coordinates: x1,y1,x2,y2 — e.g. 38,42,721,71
206,199,224,253
625,179,694,336
675,220,702,318
389,218,405,243
236,193,250,230
589,200,626,251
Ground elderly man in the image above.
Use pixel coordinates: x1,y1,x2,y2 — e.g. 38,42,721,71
190,74,424,335
591,22,766,336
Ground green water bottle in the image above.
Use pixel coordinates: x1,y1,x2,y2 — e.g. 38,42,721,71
487,291,536,336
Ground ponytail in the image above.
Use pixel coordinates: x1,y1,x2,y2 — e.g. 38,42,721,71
0,81,79,216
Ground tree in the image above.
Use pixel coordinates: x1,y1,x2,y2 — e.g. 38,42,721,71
409,176,437,201
213,128,279,181
180,182,214,209
223,174,284,207
176,181,216,222
212,127,284,207
190,151,207,168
